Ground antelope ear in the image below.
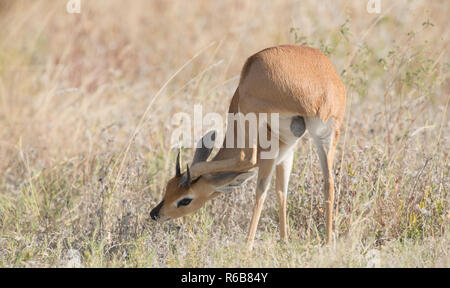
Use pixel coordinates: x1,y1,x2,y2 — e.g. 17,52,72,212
204,170,256,192
192,130,216,164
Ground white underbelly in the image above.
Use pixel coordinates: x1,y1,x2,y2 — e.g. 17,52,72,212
277,114,302,146
269,113,305,164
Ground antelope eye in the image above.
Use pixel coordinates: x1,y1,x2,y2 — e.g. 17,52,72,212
177,198,192,208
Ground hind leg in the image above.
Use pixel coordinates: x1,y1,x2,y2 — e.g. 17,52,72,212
275,149,294,241
306,117,339,244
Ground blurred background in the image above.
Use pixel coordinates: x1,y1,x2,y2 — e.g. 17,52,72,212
0,0,448,267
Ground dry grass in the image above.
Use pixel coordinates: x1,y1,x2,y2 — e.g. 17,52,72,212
0,0,448,267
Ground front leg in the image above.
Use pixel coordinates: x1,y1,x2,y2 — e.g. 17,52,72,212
247,158,276,251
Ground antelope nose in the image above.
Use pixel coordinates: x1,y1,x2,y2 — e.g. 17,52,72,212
150,200,164,221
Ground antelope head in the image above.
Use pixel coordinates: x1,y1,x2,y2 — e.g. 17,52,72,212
150,131,254,222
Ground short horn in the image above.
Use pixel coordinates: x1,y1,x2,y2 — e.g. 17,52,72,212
179,164,191,189
176,151,181,178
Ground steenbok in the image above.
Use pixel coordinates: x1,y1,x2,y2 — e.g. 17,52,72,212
151,45,346,249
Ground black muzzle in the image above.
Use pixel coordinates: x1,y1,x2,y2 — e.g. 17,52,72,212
150,200,164,220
